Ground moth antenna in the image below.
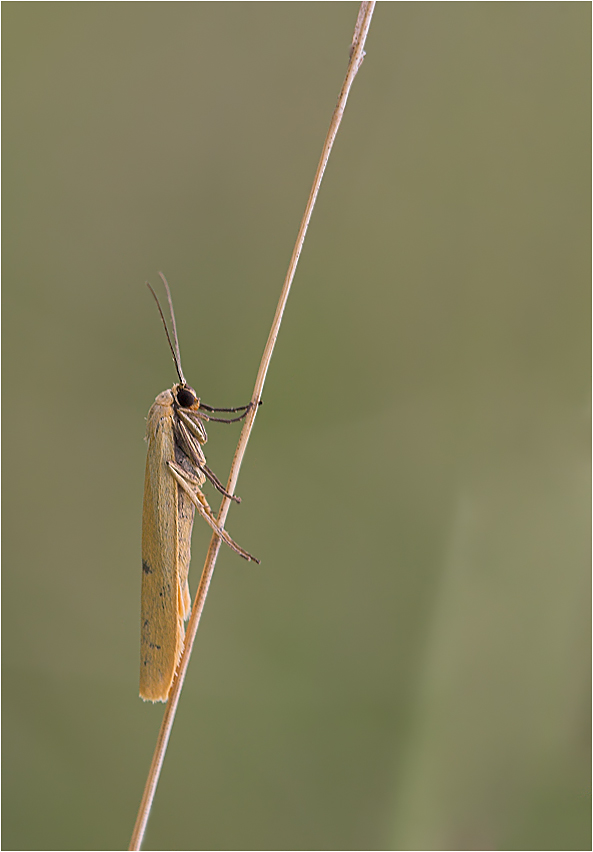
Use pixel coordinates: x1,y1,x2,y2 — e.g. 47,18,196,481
158,273,185,385
146,280,187,385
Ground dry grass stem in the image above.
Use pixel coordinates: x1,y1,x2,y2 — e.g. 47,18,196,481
129,4,375,848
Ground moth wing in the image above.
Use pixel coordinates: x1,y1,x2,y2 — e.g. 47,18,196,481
140,407,184,702
173,418,206,620
176,463,196,621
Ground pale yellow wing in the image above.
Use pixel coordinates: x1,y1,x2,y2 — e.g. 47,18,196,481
140,401,184,702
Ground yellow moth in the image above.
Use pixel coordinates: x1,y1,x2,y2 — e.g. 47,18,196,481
140,274,259,702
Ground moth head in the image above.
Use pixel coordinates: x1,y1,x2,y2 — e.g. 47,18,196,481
174,384,200,410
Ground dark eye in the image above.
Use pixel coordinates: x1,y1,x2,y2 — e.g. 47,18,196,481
176,387,197,408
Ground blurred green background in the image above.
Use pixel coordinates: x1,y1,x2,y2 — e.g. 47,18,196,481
3,3,590,850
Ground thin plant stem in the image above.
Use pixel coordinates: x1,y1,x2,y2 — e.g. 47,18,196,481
129,4,375,849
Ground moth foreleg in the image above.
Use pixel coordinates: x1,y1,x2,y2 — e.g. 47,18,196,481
199,402,252,413
167,462,260,564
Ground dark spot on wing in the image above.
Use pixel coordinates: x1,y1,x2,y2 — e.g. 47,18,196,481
142,560,152,574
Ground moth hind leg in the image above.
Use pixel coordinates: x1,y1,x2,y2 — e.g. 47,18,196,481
167,461,260,564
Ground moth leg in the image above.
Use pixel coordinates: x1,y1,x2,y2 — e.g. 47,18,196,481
199,402,253,413
176,419,240,503
168,462,260,564
198,411,252,424
199,400,263,413
200,461,241,503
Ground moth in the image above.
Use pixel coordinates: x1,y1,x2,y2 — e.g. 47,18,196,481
140,274,259,702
